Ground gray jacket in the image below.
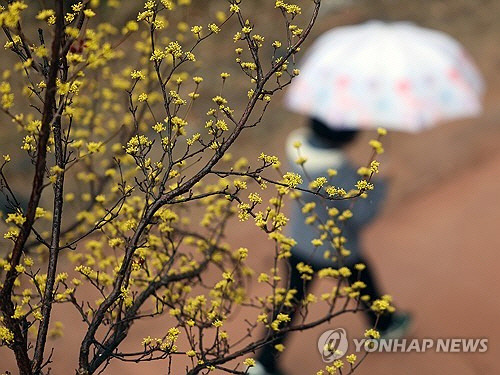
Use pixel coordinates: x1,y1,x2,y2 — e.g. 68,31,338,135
286,128,387,268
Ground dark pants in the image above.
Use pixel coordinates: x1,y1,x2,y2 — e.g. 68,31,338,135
257,254,393,372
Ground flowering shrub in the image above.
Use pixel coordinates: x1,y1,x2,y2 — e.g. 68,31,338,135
0,1,389,374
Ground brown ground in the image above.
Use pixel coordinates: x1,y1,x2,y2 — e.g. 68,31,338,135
2,0,500,374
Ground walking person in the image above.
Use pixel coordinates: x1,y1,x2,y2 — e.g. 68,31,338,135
249,118,410,375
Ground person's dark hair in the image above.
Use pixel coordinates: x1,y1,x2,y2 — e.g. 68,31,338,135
310,118,358,148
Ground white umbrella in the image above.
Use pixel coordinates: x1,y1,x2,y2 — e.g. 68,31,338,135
285,20,485,132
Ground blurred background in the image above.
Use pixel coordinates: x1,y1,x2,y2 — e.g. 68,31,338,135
1,0,499,373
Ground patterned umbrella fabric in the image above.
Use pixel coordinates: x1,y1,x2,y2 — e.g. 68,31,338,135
285,21,485,132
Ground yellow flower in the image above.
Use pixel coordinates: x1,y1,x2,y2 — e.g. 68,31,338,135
338,267,351,278
212,319,223,328
131,70,145,80
243,358,256,367
377,127,387,136
72,2,84,12
282,172,302,188
354,263,366,271
6,212,26,225
83,9,96,17
0,326,15,344
355,180,374,191
15,264,25,273
370,160,380,174
346,354,357,364
364,328,380,339
274,344,285,352
208,23,220,34
370,298,390,313
257,273,269,283
311,239,323,247
95,195,105,203
86,141,103,154
369,139,384,154
23,257,34,267
36,9,55,21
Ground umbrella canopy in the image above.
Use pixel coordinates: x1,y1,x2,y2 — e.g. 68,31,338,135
285,21,485,132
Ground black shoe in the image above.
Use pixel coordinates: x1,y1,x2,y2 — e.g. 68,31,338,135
380,313,412,339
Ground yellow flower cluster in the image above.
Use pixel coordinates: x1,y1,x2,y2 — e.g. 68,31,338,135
0,1,28,28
